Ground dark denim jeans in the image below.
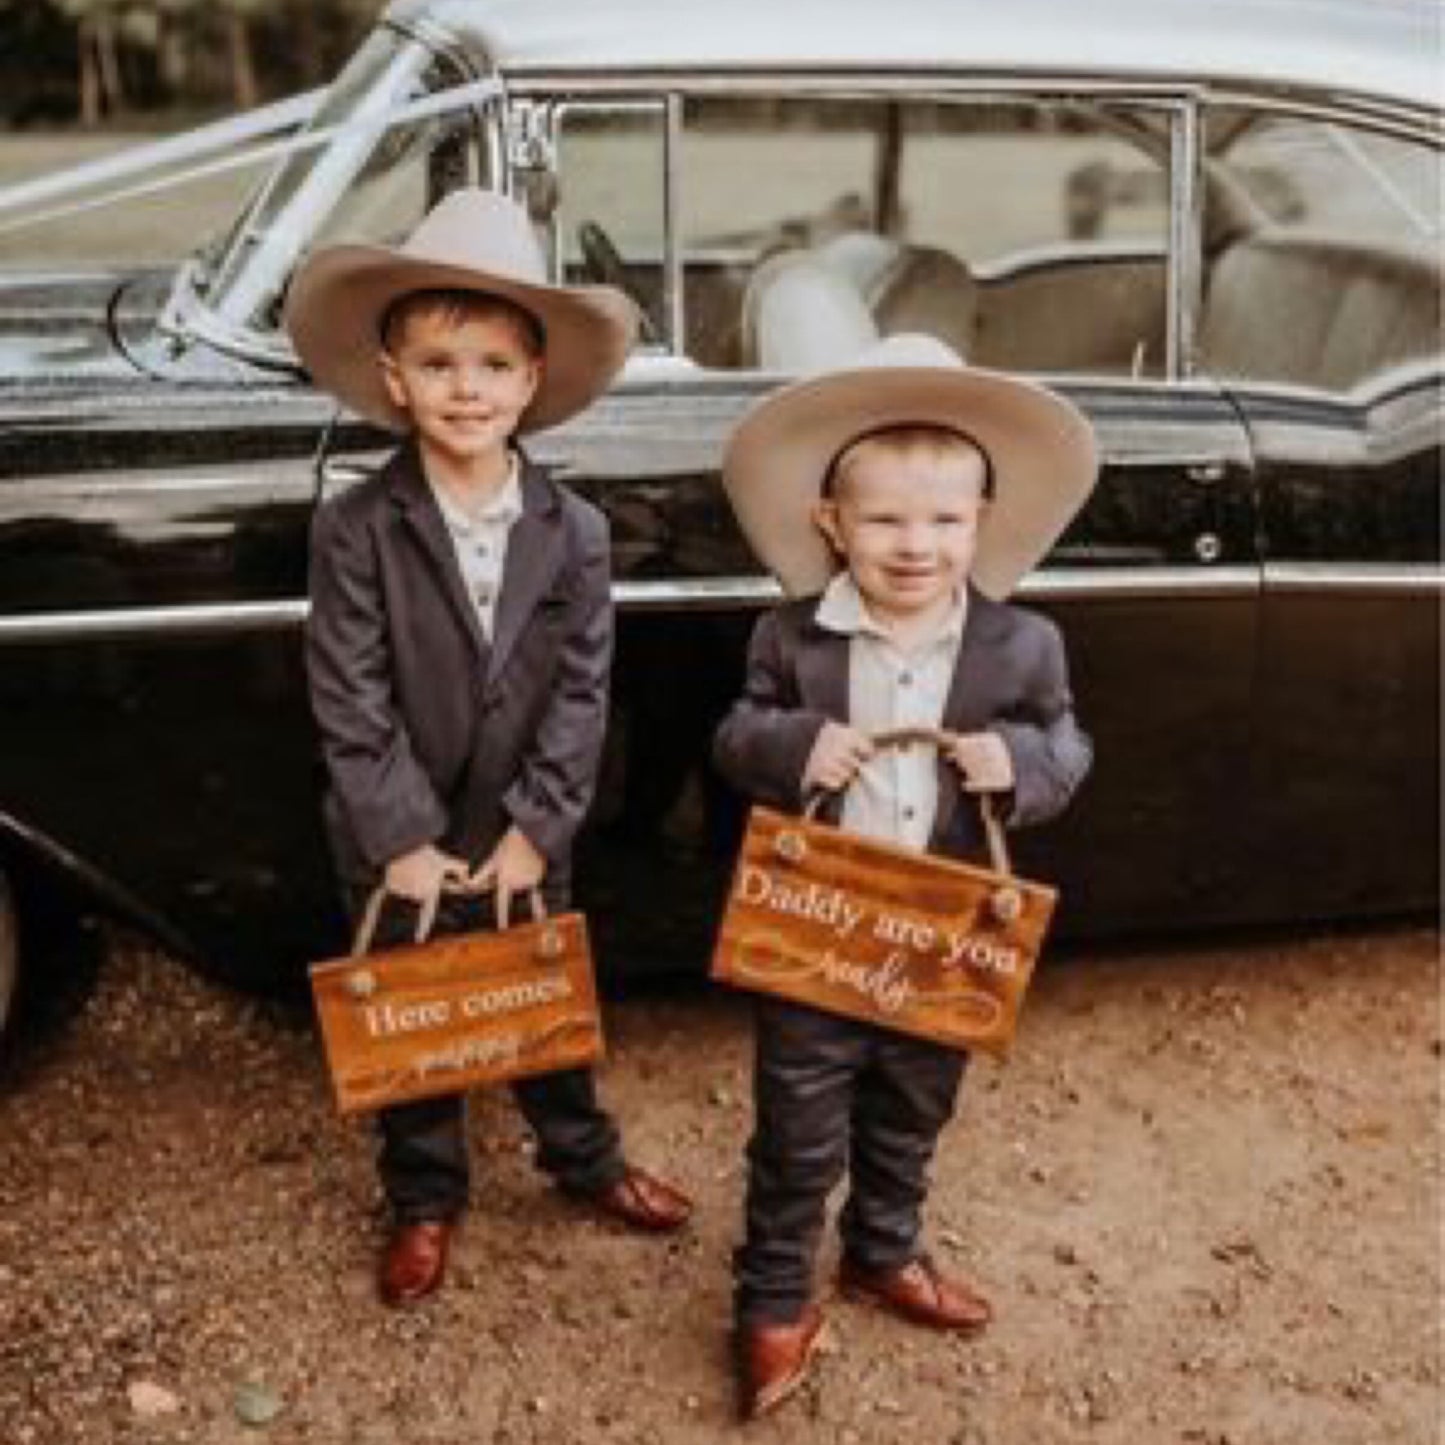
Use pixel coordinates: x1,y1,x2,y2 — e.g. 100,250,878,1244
735,997,968,1325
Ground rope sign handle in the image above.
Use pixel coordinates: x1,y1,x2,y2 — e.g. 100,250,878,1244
350,883,548,958
801,725,1013,877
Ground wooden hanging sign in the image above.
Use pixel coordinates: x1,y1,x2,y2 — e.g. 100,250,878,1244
311,900,604,1116
712,804,1056,1056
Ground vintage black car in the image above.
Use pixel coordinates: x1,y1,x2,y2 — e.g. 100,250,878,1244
0,0,1440,1049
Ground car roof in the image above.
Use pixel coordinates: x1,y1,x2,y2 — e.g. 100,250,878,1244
405,0,1441,117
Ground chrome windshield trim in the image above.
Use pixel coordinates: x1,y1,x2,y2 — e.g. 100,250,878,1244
164,74,504,367
0,90,323,219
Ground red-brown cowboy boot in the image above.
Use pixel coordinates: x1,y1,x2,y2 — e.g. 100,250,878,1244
736,1304,829,1420
378,1220,453,1307
839,1255,992,1332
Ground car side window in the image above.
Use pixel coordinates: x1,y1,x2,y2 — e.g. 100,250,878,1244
1200,108,1443,393
677,95,1171,379
553,102,669,347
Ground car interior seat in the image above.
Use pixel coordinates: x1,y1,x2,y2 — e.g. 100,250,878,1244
738,248,880,372
817,231,979,359
1201,228,1442,390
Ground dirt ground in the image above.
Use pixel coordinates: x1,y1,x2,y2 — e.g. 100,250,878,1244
0,923,1438,1445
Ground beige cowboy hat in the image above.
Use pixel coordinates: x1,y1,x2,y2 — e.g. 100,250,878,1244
722,333,1098,599
282,188,637,433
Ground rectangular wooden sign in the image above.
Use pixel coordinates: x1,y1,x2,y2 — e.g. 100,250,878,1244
310,912,604,1115
712,807,1057,1056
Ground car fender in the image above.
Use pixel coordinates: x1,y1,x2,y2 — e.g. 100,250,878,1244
0,808,190,960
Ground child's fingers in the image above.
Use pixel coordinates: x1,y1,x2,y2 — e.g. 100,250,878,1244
438,860,471,892
495,879,515,931
462,858,497,895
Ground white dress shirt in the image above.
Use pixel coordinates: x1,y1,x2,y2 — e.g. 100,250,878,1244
814,571,968,851
429,455,524,639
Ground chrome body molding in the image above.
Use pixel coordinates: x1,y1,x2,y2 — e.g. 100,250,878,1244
0,600,310,645
27,563,1442,647
1262,563,1445,597
0,566,1291,644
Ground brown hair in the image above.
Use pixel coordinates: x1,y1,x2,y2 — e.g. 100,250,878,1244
824,423,994,501
379,287,546,357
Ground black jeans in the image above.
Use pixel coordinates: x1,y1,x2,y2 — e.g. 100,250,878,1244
355,890,625,1224
735,998,968,1326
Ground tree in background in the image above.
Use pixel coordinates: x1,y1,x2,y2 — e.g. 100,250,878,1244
1,0,379,127
0,0,79,125
53,0,124,124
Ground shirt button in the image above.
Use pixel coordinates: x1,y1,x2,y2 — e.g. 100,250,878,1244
903,806,916,820
899,671,913,686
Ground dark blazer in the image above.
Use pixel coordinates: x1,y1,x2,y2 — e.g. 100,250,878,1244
306,440,611,893
712,585,1091,862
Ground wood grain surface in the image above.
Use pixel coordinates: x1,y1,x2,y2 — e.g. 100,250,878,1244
712,807,1056,1056
310,914,604,1115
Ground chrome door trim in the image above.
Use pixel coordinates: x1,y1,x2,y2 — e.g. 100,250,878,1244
1168,98,1203,380
663,91,684,353
1263,562,1445,597
0,565,1277,645
0,600,311,645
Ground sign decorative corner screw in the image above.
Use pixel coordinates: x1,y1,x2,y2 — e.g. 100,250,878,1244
990,887,1023,924
345,969,377,1000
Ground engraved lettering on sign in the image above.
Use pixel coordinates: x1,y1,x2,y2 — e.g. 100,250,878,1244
460,974,572,1017
727,858,1023,1032
737,863,866,938
713,808,1055,1054
362,999,453,1038
943,933,1020,976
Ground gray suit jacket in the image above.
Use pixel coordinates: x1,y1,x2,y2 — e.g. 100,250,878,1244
712,586,1091,862
306,441,611,892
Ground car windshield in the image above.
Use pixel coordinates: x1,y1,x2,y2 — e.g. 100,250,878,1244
176,25,498,364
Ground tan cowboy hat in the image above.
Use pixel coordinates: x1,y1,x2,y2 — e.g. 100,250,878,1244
722,333,1098,600
282,188,637,433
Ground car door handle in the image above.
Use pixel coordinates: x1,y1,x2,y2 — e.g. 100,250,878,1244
1186,460,1228,485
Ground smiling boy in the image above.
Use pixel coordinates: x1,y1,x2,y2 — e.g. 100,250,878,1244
285,189,691,1308
713,333,1097,1418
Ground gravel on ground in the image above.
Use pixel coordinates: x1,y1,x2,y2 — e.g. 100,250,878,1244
0,924,1438,1444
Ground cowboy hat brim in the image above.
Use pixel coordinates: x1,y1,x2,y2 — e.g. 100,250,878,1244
722,363,1098,600
283,245,637,433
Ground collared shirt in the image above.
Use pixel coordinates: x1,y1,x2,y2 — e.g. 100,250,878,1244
429,454,524,639
815,571,968,851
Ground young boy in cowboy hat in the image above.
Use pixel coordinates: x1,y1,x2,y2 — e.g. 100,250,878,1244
713,332,1096,1417
285,188,691,1308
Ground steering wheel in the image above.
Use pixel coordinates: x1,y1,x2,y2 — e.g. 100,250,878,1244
577,219,657,341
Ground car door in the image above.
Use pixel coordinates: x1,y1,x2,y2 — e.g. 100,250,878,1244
1197,106,1443,921
0,54,500,989
463,86,1263,954
0,375,340,986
